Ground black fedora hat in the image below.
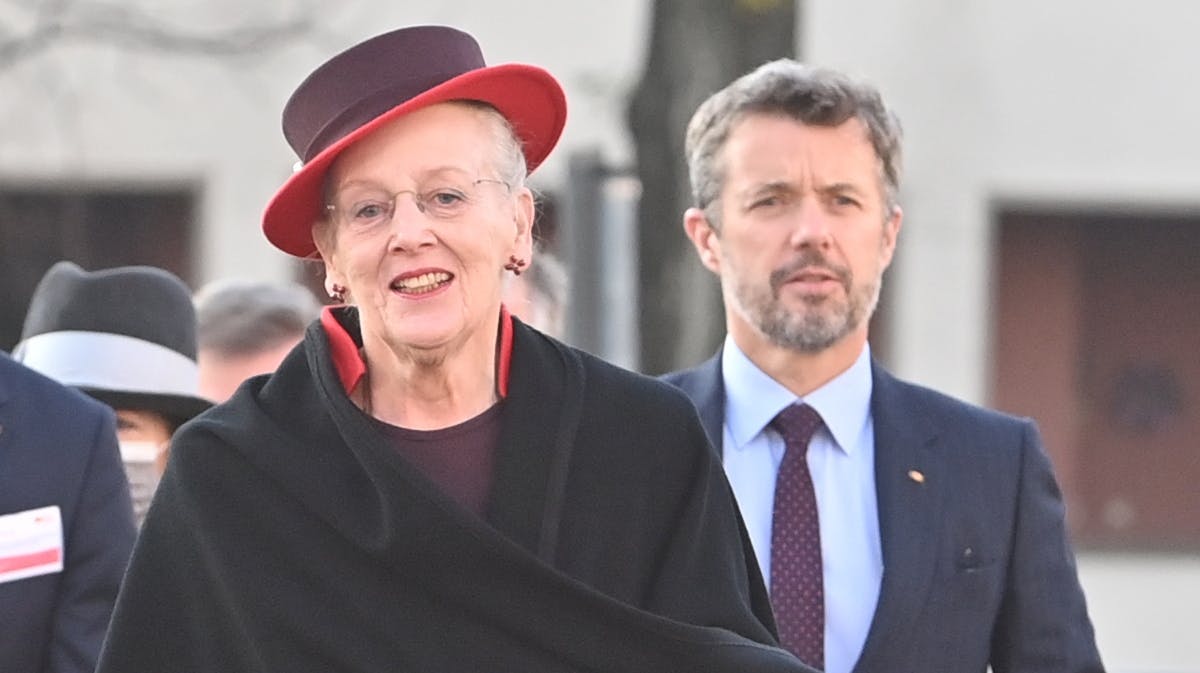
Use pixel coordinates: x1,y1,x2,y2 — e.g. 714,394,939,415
262,25,568,259
14,262,213,425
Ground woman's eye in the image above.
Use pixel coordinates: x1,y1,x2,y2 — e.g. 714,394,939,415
429,189,467,207
353,202,388,220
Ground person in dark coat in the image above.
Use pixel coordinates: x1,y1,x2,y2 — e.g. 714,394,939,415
97,26,816,673
0,352,136,673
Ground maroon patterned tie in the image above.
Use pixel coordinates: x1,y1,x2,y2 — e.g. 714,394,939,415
770,403,825,669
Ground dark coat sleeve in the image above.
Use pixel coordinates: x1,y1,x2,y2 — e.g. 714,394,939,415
46,405,137,673
638,402,778,637
990,421,1104,673
550,359,780,644
0,355,135,673
97,419,276,673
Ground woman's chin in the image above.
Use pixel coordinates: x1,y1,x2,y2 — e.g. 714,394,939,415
378,318,465,355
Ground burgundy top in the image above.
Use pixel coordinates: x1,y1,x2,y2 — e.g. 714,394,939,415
320,306,514,515
371,403,504,516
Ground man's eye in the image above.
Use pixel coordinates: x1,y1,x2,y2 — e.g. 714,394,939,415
832,195,860,208
749,196,781,210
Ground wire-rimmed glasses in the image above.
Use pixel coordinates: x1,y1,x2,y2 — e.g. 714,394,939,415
324,177,510,232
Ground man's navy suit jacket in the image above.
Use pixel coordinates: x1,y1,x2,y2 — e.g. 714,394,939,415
664,353,1105,673
0,352,136,673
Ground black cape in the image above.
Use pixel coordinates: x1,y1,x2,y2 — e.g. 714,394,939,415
99,314,814,672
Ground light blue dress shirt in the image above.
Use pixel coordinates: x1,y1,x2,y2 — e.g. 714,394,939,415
721,337,883,673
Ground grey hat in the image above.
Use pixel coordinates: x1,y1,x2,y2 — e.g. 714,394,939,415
14,261,212,425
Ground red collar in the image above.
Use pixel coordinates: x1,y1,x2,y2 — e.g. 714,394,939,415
320,305,513,398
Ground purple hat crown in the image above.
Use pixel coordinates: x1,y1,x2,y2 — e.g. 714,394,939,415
284,26,488,163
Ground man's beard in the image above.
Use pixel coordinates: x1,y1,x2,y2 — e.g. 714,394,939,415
728,249,881,353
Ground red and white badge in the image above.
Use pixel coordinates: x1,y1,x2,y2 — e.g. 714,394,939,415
0,506,64,584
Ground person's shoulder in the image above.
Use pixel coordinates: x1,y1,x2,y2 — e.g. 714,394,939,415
555,344,718,467
511,322,706,429
659,354,721,400
875,364,1036,455
573,346,700,406
660,362,703,386
887,369,1026,423
520,339,703,441
171,339,326,470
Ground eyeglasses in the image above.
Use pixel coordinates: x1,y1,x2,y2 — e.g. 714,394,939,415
324,177,510,231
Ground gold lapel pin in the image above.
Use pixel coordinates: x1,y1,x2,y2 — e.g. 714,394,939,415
907,469,925,484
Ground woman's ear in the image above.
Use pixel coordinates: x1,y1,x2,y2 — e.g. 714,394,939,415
510,186,535,261
311,221,346,299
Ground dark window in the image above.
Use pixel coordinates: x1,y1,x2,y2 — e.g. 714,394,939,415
0,185,197,351
992,208,1200,550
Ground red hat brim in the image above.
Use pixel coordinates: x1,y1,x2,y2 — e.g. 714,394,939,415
262,63,566,259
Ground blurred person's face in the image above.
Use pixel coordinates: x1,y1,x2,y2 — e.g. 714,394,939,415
684,113,901,356
315,102,533,364
115,408,173,476
115,408,173,445
198,337,301,402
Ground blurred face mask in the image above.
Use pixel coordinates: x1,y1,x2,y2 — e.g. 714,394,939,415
119,440,166,527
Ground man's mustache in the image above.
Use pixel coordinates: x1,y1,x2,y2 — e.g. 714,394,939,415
769,251,851,294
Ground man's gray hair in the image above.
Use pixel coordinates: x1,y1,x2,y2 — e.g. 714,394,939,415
685,59,903,225
195,279,322,357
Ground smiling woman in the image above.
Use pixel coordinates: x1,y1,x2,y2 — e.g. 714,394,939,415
311,102,534,396
96,25,816,673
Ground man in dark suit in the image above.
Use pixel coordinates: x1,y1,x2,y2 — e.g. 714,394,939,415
663,60,1104,673
0,352,136,673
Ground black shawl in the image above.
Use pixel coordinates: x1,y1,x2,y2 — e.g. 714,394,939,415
99,316,814,672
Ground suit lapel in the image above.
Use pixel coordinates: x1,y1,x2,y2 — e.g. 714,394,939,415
852,364,943,673
667,354,726,457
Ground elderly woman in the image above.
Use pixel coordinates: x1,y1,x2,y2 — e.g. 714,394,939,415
98,26,813,673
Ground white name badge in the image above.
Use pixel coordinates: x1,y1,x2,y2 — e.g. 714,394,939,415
0,505,64,584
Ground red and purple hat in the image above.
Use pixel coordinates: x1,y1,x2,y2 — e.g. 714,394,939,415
262,25,568,259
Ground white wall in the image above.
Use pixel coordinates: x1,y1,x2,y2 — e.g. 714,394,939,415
1076,553,1200,672
804,0,1200,403
0,0,651,285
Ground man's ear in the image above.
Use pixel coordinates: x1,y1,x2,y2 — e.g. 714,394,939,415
683,207,723,275
880,205,903,270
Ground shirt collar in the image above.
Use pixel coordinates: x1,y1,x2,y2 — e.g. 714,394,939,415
721,335,874,455
320,305,513,398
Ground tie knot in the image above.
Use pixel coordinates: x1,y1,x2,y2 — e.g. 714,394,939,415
771,403,823,450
